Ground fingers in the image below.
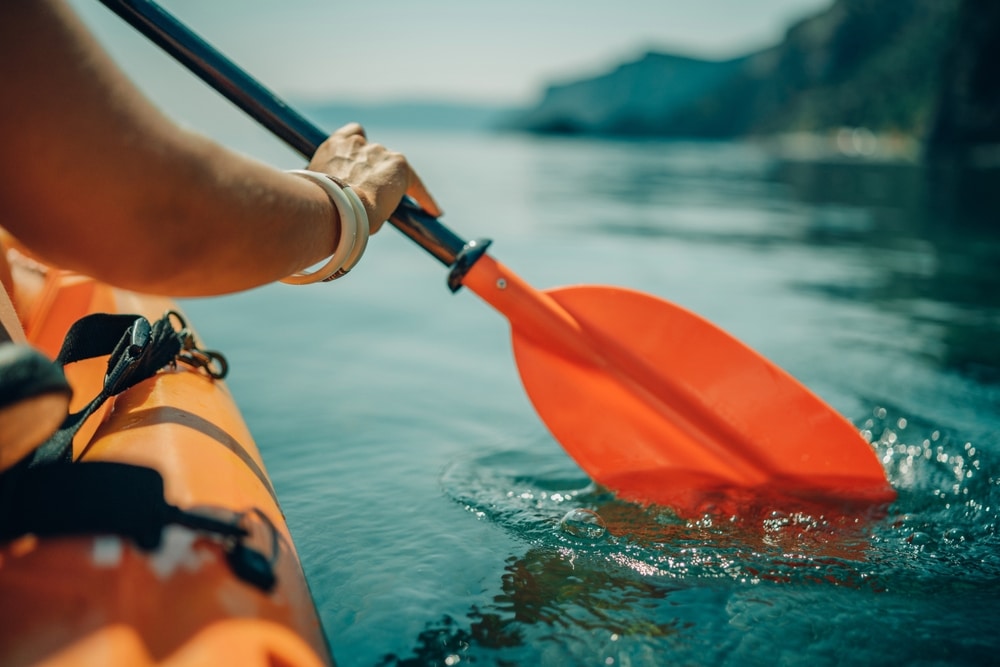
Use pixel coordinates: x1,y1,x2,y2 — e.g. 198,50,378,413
313,123,442,226
332,122,366,140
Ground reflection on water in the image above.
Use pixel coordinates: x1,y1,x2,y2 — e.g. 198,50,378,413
775,160,1000,383
553,143,1000,386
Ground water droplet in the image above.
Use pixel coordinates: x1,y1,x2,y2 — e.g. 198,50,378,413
559,508,607,539
907,532,933,546
943,528,970,544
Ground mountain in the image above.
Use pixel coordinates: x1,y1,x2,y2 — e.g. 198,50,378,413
506,0,997,156
507,52,747,135
664,0,959,139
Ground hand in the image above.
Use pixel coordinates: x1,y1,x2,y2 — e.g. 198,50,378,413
307,123,442,234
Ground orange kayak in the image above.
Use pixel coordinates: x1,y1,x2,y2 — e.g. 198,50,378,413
0,252,333,666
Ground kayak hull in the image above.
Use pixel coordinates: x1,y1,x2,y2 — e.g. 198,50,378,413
0,264,333,666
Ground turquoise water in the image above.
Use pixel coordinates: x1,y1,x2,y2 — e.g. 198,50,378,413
182,132,1000,666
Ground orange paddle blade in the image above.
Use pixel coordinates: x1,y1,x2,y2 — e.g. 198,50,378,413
462,255,894,510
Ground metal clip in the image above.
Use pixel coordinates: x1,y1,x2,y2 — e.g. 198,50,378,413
166,310,229,379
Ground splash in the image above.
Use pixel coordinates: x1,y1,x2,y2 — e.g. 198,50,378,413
860,405,1000,582
443,408,1000,585
442,445,881,587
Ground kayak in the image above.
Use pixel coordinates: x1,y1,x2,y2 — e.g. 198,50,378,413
0,246,334,666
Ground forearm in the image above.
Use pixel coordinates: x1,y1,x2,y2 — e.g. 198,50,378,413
54,129,339,296
0,0,338,296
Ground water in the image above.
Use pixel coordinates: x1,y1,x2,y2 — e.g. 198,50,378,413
180,131,1000,666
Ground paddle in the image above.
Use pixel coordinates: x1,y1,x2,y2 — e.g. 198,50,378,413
99,0,895,510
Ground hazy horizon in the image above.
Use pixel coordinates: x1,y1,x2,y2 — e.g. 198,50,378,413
69,0,831,107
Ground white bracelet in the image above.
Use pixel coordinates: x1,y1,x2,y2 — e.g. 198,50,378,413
281,169,370,284
327,175,370,274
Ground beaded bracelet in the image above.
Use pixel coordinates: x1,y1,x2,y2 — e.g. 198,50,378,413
281,169,370,284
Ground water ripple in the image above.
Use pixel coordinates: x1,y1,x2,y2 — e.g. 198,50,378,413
427,410,999,665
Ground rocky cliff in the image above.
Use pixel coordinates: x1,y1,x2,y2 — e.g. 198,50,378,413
926,0,1000,156
508,52,746,135
508,0,996,155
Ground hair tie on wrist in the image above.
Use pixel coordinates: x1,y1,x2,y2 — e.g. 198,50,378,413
281,169,370,284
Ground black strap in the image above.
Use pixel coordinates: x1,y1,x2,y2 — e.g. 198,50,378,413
0,461,277,591
27,312,185,467
0,462,228,549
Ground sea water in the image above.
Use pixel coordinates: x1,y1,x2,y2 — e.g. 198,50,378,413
180,130,1000,667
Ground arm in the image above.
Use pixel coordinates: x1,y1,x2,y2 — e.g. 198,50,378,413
0,0,438,296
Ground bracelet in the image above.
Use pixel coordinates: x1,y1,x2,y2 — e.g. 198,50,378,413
281,169,370,284
328,175,370,274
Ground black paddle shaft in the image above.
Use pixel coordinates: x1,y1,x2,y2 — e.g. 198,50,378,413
97,0,470,269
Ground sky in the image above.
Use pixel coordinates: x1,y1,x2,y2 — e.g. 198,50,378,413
69,0,832,107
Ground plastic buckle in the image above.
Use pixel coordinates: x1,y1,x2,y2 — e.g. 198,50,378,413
104,316,152,394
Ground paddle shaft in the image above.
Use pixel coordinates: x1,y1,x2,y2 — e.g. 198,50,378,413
95,2,605,388
95,1,622,401
97,0,468,268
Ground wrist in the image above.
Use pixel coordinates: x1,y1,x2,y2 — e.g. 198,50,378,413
281,170,370,284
